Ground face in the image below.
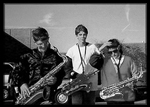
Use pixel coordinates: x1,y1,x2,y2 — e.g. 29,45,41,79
35,39,49,53
76,31,87,43
108,48,120,59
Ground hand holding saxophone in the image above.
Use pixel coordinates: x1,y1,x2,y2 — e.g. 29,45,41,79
70,71,78,79
20,83,31,99
44,76,57,85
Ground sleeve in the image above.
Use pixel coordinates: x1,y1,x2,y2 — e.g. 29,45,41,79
66,48,73,59
94,44,101,54
130,59,138,77
53,67,66,89
93,44,107,56
89,53,104,70
51,52,67,89
13,54,29,88
63,56,78,79
63,56,73,74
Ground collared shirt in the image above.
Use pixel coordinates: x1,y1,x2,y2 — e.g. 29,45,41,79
111,55,125,73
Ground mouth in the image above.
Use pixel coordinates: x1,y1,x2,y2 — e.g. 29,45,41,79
38,47,45,52
81,38,86,41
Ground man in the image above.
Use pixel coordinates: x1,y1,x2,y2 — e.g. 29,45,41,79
66,24,109,105
12,27,66,105
89,39,139,105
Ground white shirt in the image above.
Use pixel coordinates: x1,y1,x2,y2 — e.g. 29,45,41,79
66,43,101,91
66,43,99,74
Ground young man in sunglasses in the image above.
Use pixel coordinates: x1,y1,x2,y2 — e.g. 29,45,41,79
89,39,139,105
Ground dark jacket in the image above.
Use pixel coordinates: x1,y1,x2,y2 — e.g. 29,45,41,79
89,53,104,71
13,44,66,90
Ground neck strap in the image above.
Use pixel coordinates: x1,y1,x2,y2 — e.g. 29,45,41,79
112,54,122,81
77,43,87,73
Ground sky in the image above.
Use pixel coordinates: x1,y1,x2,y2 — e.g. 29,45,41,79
4,4,146,52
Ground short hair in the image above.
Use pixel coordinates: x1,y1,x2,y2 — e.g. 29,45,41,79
32,27,49,42
107,39,123,54
107,39,120,49
75,24,88,35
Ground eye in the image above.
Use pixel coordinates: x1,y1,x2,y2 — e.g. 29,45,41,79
78,34,82,36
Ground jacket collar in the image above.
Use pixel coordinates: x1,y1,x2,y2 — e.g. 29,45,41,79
111,55,125,73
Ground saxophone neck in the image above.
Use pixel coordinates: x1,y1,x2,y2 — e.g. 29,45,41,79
52,45,68,63
86,69,99,78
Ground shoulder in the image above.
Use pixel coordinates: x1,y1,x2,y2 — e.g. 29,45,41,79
86,43,97,50
124,55,132,61
87,43,100,54
67,44,77,52
104,58,112,66
20,52,32,59
123,55,135,65
87,43,94,47
71,44,77,49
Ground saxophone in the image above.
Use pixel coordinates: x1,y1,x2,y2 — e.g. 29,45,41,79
15,47,68,105
99,70,145,100
55,69,99,104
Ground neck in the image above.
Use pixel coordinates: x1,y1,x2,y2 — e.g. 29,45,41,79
113,54,121,60
38,43,49,56
41,52,45,57
78,41,87,47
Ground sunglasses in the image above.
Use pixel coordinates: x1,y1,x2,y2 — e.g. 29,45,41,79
34,37,49,42
108,49,118,54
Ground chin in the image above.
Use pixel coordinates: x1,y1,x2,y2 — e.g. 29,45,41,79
39,49,45,52
112,55,117,58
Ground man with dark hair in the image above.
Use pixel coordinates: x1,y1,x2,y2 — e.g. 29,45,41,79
89,38,140,105
12,27,66,105
66,24,110,105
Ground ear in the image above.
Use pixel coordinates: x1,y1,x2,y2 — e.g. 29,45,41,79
117,45,121,50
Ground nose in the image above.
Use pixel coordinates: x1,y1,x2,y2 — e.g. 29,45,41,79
111,52,116,56
82,34,86,37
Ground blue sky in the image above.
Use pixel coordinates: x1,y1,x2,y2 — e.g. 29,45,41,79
4,4,146,52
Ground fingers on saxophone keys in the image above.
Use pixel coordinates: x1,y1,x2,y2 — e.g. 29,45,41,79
26,90,31,97
25,87,31,97
46,76,54,81
70,79,73,82
21,91,26,99
22,91,30,98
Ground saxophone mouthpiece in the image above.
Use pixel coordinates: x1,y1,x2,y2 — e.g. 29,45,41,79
51,45,58,52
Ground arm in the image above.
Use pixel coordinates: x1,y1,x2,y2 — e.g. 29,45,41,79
98,41,112,54
48,52,67,89
89,53,104,70
18,55,29,87
90,41,111,69
13,54,30,98
52,68,66,89
63,56,78,79
130,59,138,77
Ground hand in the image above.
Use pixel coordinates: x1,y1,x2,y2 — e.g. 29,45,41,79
70,72,75,76
45,76,57,85
69,79,73,82
70,71,78,79
20,83,30,99
99,41,112,52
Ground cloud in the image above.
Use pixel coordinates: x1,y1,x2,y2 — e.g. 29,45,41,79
39,13,56,26
122,5,131,32
125,4,130,22
122,23,130,32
